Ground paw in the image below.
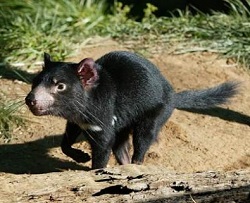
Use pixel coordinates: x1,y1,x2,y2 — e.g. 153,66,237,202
72,149,91,163
132,159,143,165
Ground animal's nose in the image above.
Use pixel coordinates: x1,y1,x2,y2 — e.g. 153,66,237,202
25,93,37,106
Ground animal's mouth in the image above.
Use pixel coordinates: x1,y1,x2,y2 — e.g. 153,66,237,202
28,106,49,116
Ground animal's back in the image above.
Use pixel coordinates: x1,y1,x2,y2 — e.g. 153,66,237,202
96,51,173,122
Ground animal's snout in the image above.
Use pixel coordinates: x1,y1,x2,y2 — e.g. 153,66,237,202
25,87,55,116
25,92,47,116
25,93,37,107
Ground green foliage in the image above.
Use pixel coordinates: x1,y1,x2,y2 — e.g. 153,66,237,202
0,99,25,142
0,0,107,63
143,3,158,20
108,0,250,66
1,0,250,67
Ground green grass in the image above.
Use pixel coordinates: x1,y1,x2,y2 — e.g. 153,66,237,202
1,0,250,67
0,99,25,142
107,0,250,66
0,0,107,63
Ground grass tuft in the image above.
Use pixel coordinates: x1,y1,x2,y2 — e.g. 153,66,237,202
0,99,25,142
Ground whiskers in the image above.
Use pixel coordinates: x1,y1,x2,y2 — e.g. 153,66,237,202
68,95,114,148
73,97,113,130
83,129,104,149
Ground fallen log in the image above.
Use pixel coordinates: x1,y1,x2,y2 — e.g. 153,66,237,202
81,167,250,203
2,165,250,202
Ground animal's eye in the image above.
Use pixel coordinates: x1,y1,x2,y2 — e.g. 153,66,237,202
56,83,66,92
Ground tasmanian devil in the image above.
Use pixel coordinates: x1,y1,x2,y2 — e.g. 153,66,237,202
25,51,238,169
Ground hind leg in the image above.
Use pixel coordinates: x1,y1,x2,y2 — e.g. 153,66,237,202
112,127,131,165
132,104,174,164
61,122,91,163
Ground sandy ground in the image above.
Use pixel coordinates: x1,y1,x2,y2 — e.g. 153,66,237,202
0,39,249,202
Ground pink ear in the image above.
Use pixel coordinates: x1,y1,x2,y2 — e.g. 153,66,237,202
77,58,99,88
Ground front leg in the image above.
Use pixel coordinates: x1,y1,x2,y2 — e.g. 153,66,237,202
91,146,112,169
61,122,91,163
85,130,115,169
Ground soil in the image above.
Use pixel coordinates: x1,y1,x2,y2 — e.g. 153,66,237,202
0,39,249,202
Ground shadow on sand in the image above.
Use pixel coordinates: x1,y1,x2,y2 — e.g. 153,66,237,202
182,107,250,126
0,134,90,174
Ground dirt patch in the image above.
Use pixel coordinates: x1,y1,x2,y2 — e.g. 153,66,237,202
0,39,249,202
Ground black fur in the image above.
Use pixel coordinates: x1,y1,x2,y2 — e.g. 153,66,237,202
25,51,238,169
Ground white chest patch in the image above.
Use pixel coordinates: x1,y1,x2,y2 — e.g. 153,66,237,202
79,115,117,132
112,116,117,126
79,123,102,132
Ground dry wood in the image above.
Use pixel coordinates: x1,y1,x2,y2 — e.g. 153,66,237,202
2,165,249,203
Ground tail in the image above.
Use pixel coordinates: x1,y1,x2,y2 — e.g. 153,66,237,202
174,82,239,110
